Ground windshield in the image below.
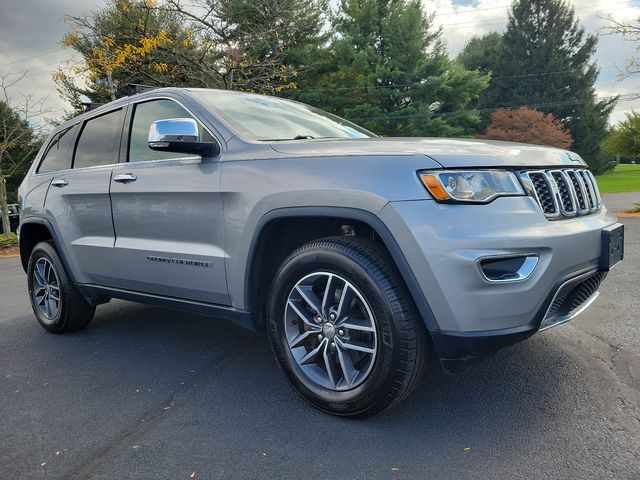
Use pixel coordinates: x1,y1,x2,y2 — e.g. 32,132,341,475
192,91,375,141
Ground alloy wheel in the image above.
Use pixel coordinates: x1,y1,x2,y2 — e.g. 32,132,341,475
284,272,377,391
32,257,61,321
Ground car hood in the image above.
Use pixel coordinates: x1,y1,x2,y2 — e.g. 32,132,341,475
269,137,586,169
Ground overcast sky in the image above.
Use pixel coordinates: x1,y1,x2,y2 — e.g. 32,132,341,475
0,0,639,127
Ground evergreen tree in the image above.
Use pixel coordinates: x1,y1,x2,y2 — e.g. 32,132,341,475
457,32,503,75
292,0,489,137
478,0,615,172
456,32,503,111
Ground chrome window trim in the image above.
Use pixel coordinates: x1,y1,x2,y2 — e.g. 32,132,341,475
35,95,225,176
125,95,222,165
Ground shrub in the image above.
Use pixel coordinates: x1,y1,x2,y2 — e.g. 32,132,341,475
0,233,18,249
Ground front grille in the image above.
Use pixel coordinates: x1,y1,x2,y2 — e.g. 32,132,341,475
544,271,606,323
566,170,587,211
550,171,575,214
521,168,602,220
528,172,556,215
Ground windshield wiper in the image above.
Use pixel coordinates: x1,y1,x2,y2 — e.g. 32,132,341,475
261,135,316,141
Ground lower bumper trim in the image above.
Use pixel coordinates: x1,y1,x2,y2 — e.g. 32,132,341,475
539,291,599,331
432,269,607,373
431,325,537,373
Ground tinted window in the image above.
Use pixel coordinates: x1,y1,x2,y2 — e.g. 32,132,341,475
38,125,77,173
74,109,124,169
129,99,214,162
192,91,375,141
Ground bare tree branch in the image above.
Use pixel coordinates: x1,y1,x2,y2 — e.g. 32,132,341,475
0,72,49,234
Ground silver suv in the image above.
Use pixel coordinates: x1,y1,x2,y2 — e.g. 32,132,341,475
18,88,624,417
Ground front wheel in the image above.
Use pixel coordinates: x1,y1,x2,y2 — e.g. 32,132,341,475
27,241,95,333
268,236,429,417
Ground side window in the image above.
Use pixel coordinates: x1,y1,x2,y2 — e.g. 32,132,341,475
74,109,124,169
37,125,77,174
129,99,214,162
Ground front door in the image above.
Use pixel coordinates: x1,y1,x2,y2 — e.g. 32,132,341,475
109,98,229,305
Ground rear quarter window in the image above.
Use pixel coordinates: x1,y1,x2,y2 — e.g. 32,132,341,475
37,125,78,174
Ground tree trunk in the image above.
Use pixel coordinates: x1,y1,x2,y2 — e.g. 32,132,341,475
107,73,116,102
0,175,11,236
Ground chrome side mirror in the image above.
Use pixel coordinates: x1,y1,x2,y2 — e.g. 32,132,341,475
148,118,218,156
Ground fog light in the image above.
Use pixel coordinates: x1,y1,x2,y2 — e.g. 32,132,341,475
478,254,539,282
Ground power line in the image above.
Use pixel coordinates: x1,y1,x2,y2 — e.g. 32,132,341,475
278,65,621,95
5,60,74,78
344,93,634,122
0,48,65,69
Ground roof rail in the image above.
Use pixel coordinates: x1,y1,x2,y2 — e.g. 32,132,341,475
81,99,102,112
127,84,159,96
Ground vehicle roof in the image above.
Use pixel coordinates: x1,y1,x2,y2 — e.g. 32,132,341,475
54,87,189,132
54,87,275,133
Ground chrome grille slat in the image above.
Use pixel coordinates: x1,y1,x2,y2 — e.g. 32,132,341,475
578,170,597,211
587,171,603,206
550,170,576,215
527,171,558,216
523,168,602,220
566,170,588,212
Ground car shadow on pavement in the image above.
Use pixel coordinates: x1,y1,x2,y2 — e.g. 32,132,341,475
86,299,576,421
11,300,583,478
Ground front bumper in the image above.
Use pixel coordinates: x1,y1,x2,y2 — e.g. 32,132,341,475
378,197,620,369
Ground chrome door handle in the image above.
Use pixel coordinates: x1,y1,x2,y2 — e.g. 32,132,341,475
51,179,68,187
113,173,137,183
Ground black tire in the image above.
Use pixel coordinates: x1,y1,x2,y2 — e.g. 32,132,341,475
268,236,429,418
27,241,95,333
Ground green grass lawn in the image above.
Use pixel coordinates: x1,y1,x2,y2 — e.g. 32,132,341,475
595,164,640,194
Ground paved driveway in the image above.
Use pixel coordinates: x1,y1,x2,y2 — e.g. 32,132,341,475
603,192,640,212
1,220,638,479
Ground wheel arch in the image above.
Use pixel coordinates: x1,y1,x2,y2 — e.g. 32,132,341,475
244,207,440,333
19,219,71,278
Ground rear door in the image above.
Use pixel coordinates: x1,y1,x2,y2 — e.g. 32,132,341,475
44,108,124,285
108,98,229,305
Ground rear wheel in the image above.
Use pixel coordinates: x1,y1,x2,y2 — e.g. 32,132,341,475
27,242,95,333
268,236,429,417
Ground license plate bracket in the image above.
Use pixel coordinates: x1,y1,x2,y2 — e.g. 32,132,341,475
600,223,624,271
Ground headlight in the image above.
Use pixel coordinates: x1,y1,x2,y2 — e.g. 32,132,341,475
419,170,524,203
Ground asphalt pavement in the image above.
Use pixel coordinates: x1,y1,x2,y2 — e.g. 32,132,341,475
602,192,640,212
1,220,639,480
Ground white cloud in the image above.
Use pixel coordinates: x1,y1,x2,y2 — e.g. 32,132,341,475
0,0,639,126
0,0,102,127
427,0,640,124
